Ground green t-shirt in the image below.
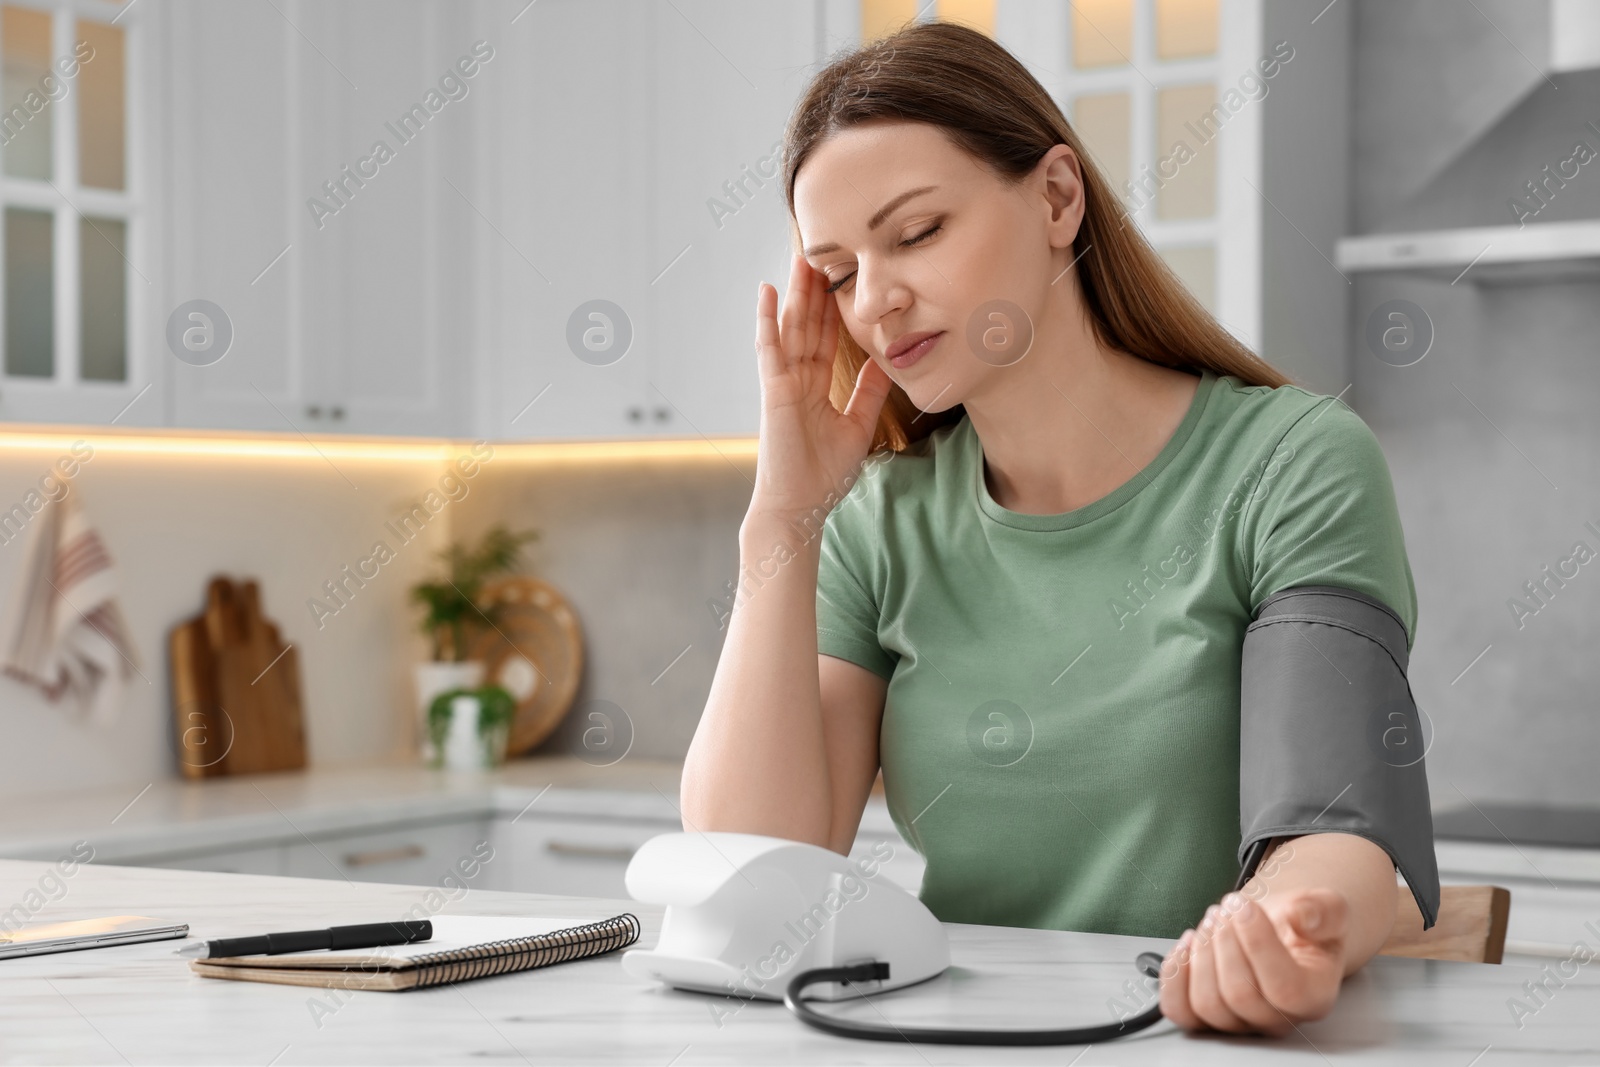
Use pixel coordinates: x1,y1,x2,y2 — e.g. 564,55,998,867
815,367,1418,939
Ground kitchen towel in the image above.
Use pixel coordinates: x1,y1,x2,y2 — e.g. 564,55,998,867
2,489,139,726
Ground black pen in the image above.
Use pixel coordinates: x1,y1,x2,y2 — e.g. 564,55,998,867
177,920,432,959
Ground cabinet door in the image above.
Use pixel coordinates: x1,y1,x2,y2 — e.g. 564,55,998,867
167,0,468,436
0,4,157,427
648,0,815,438
295,0,470,437
133,842,287,877
482,1,653,440
493,815,676,900
281,818,495,886
165,0,308,432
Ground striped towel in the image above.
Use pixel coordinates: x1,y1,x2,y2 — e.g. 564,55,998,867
2,489,138,726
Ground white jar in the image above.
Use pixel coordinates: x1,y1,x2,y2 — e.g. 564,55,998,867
442,694,485,771
413,661,484,763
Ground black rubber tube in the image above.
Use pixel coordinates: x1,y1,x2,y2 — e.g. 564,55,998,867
782,838,1272,1044
784,953,1166,1045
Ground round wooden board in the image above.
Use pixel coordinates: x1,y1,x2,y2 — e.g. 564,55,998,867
467,576,584,757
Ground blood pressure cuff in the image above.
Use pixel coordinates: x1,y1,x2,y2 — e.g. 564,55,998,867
1239,584,1440,929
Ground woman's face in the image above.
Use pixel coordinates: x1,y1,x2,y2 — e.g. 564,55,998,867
794,120,1084,412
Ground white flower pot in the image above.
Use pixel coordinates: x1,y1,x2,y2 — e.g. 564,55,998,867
413,661,484,763
438,693,510,771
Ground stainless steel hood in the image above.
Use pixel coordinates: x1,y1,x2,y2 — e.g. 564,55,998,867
1336,0,1600,281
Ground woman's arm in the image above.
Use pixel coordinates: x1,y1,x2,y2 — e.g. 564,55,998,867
680,259,894,850
680,513,834,846
1158,832,1399,1035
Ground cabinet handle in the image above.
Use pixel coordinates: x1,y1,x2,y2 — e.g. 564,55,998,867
306,404,322,419
544,841,636,862
342,844,425,867
626,407,644,422
330,405,346,420
652,407,670,422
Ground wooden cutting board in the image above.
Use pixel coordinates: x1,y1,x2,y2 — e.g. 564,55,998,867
169,577,306,778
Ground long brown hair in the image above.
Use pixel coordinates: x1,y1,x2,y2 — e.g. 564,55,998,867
782,20,1295,453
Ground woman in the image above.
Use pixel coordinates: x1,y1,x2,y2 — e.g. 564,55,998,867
682,21,1422,1037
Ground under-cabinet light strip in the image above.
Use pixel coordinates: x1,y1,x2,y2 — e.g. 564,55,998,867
0,427,760,463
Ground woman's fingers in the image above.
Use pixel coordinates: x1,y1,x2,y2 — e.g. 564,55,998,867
754,282,785,383
1286,888,1350,949
1158,930,1201,1031
842,338,893,431
1211,911,1294,1037
780,252,810,361
1185,906,1253,1033
1163,891,1350,1036
816,287,840,367
1233,894,1315,1015
802,258,827,359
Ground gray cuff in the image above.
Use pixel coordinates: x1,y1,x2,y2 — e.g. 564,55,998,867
1239,584,1440,929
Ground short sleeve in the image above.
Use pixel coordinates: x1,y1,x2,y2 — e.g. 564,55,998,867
1240,399,1419,651
816,481,897,682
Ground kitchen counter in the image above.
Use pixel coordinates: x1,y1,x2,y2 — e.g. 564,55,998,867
0,758,901,865
2,859,1596,1065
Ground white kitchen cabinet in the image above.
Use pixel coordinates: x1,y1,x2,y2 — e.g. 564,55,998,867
162,0,472,437
142,842,287,877
479,0,812,441
162,0,305,434
7,1,825,439
494,811,922,900
475,0,655,441
492,814,675,899
5,0,1351,436
113,816,496,890
0,2,158,427
644,0,813,440
279,816,496,887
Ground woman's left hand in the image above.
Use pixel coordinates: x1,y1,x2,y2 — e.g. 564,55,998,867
1157,887,1350,1036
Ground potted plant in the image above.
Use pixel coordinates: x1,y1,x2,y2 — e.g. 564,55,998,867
428,684,517,770
409,524,540,762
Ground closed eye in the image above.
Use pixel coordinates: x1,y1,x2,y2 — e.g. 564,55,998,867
824,222,943,295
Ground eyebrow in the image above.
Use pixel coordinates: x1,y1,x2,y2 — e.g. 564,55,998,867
801,185,938,258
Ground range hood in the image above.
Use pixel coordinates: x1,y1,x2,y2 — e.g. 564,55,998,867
1337,221,1600,284
1337,0,1600,282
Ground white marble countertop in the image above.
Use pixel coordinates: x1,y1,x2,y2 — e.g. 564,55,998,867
0,758,904,865
1,859,1595,1065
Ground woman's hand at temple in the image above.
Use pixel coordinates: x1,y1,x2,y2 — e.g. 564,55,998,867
750,253,895,524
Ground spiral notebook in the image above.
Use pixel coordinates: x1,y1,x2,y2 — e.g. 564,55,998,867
188,914,641,991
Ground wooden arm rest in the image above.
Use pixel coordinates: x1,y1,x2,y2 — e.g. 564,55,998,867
1379,884,1510,964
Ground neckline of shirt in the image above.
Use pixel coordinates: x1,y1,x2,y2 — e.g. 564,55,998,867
969,367,1217,532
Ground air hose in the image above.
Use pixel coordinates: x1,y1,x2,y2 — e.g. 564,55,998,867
783,838,1270,1045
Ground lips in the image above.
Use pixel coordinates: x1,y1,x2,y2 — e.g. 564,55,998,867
886,330,944,369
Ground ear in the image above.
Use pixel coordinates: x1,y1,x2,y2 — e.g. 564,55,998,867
1034,144,1087,251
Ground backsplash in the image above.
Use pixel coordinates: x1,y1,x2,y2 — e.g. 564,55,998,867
0,436,757,801
452,453,755,767
0,441,455,800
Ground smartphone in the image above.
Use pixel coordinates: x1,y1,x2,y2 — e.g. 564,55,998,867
0,915,189,959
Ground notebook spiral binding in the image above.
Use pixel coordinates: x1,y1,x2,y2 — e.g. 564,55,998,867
405,913,642,989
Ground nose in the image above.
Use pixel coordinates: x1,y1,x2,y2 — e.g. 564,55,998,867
850,259,911,337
